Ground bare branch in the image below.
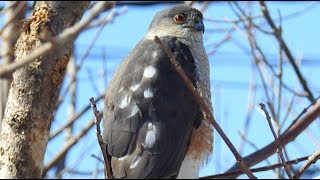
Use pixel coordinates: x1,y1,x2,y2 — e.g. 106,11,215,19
49,93,105,140
86,7,127,29
293,149,320,179
198,1,211,12
201,155,309,179
0,1,27,35
259,102,293,179
89,97,113,179
238,63,256,154
43,118,95,177
0,1,117,78
259,1,315,104
56,6,123,109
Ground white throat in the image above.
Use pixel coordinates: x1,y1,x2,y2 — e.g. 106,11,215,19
144,26,203,46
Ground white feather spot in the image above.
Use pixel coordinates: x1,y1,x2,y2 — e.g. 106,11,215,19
119,94,131,109
118,155,127,161
130,84,140,92
152,51,158,58
129,105,140,118
143,88,153,98
130,155,141,169
144,123,156,148
143,66,156,78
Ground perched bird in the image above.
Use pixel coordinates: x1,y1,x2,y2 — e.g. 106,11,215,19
103,4,213,179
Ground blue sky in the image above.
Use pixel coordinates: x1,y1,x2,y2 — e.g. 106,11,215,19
1,1,319,179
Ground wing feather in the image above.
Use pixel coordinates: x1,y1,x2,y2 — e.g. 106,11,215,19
103,37,202,178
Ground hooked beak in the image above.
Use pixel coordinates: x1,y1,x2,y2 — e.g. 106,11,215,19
194,21,204,34
182,17,205,34
193,16,204,33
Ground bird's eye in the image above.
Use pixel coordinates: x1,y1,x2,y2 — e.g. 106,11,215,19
174,14,185,23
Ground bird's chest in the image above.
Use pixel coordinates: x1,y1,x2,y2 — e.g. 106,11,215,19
177,41,214,179
188,44,212,111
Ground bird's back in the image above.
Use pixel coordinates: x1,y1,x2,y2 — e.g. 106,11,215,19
103,37,202,178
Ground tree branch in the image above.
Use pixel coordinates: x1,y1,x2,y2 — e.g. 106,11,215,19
0,1,117,78
201,155,309,179
43,118,95,177
0,2,90,178
293,149,320,179
89,97,113,179
259,1,315,104
259,102,293,179
49,93,105,141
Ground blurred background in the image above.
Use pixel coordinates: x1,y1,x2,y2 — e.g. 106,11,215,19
1,1,320,179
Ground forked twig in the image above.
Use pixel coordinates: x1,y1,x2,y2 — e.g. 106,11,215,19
259,1,315,104
154,36,256,179
89,97,113,179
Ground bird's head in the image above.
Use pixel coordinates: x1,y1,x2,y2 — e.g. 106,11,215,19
145,4,204,42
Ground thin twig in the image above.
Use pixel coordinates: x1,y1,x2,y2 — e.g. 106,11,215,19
207,28,233,55
43,118,95,177
228,2,309,98
154,36,256,179
198,1,211,12
0,1,27,35
91,154,104,163
285,95,320,134
259,102,293,178
53,50,77,178
238,63,256,154
49,93,105,140
201,155,309,179
205,14,263,24
56,6,122,108
293,150,320,179
276,10,285,177
57,168,104,176
259,1,315,104
56,137,99,178
86,6,126,29
89,97,113,179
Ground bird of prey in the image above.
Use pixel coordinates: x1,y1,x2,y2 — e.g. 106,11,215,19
103,4,213,179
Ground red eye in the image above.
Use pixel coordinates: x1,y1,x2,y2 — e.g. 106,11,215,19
174,14,185,23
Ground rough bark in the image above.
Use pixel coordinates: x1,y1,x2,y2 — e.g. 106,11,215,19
0,1,27,131
0,1,90,178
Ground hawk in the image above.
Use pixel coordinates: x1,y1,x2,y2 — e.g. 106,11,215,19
103,4,213,179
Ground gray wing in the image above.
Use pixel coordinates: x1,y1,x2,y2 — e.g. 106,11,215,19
103,36,202,178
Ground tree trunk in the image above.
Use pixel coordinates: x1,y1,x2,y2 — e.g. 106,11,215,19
0,1,27,131
0,1,90,178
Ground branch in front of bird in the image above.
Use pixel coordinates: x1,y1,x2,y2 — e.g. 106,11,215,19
90,97,114,179
154,36,257,179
